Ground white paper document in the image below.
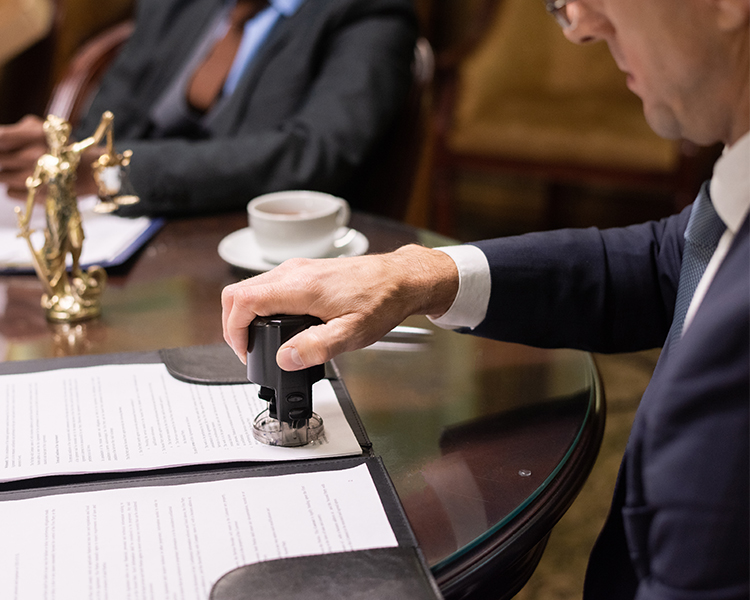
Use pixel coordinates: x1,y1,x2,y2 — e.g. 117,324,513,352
0,363,362,482
0,186,156,271
0,463,398,599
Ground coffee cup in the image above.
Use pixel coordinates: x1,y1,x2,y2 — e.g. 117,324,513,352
247,191,351,263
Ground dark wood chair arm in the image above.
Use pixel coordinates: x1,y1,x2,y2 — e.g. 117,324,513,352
46,19,134,128
431,0,503,156
433,0,504,75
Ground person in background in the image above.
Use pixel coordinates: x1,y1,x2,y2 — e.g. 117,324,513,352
222,0,750,597
0,0,416,216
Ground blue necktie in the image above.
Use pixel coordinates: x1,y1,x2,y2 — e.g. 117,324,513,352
666,181,726,348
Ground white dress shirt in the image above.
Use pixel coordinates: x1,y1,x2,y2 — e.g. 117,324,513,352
223,0,306,96
430,131,750,334
683,133,750,333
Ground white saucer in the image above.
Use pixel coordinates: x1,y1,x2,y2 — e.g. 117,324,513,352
218,227,369,272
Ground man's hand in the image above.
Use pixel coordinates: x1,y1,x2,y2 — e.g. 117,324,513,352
0,114,105,198
0,115,47,198
221,244,459,370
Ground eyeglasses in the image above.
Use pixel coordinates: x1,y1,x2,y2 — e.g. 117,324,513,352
544,0,578,29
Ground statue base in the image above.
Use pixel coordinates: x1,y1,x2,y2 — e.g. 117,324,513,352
41,266,107,323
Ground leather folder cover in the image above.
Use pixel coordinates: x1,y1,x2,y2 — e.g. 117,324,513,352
0,344,442,599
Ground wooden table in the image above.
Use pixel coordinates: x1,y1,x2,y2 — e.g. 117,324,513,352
0,210,604,599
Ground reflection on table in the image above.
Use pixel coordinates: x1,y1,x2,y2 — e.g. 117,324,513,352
0,210,604,600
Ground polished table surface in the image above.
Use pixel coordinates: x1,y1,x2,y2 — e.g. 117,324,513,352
0,211,604,600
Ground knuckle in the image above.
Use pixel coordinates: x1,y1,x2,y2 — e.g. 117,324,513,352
280,256,313,269
220,285,236,304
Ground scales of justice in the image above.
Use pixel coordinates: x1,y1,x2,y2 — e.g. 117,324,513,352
14,111,139,323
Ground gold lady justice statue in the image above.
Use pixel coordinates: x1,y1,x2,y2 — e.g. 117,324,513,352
14,111,138,323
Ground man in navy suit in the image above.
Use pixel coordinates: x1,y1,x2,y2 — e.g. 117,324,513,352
222,0,749,597
0,0,416,215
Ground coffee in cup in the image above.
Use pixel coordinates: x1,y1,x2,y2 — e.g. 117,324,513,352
247,191,351,263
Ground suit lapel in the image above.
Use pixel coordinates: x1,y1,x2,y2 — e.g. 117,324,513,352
141,1,225,111
207,9,296,127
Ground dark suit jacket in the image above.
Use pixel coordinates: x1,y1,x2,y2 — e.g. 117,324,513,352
75,0,416,215
471,207,749,599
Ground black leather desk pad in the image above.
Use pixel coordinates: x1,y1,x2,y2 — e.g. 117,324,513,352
0,345,442,599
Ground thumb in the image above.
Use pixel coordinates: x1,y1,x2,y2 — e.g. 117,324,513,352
277,345,306,371
276,322,343,371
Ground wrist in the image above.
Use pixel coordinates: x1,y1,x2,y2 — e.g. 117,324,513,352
389,244,459,318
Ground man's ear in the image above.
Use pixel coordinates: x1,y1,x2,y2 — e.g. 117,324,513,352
713,0,750,31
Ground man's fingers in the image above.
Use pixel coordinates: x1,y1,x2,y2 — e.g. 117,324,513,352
275,316,391,371
220,248,459,372
221,283,258,363
0,138,47,198
277,345,306,370
221,285,237,347
222,270,315,362
0,116,46,196
0,115,45,152
224,273,359,372
0,166,36,194
0,176,30,198
0,145,44,171
276,325,339,371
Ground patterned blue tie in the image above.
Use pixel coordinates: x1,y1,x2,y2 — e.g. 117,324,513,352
666,181,726,348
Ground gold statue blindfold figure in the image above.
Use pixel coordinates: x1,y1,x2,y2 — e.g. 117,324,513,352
14,111,138,323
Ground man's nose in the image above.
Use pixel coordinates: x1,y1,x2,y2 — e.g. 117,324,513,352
562,1,611,44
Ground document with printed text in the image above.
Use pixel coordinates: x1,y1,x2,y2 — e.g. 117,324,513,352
0,187,161,271
1,363,362,482
0,463,398,599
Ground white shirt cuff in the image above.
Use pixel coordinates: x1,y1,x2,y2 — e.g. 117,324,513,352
428,245,491,330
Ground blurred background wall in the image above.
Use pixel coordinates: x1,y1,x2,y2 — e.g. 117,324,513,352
408,0,719,238
0,0,133,123
0,0,718,237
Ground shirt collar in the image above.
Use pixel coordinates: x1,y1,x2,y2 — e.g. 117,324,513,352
709,131,750,234
268,0,305,16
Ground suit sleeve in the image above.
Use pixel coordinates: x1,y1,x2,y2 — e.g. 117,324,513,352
75,0,166,136
79,0,417,215
470,208,691,353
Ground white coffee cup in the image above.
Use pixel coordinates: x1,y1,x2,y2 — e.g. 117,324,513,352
247,191,351,263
